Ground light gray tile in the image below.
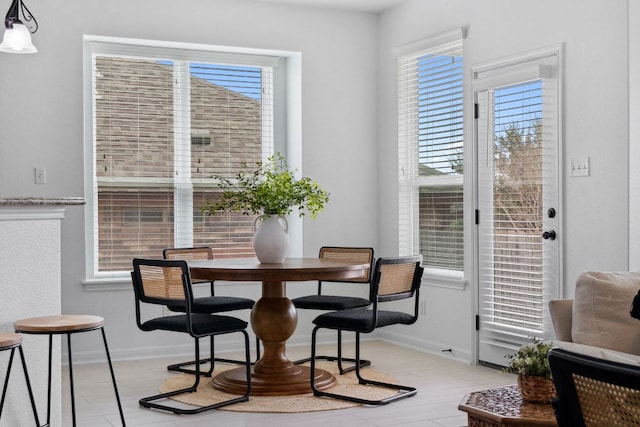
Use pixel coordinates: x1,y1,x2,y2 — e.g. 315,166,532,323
62,341,514,427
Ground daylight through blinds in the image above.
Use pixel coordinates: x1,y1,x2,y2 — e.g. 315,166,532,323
483,80,545,333
398,34,464,272
92,50,273,273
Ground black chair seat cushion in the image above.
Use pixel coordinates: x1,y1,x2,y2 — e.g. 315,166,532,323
292,295,370,311
142,313,247,335
167,296,255,314
313,309,414,332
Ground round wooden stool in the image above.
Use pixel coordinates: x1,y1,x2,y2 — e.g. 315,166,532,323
0,332,40,426
14,315,126,427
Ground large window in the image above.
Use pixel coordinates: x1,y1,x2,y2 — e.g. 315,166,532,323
397,29,464,276
85,39,283,280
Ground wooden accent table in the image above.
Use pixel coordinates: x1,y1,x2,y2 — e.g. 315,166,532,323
458,385,557,426
189,257,369,396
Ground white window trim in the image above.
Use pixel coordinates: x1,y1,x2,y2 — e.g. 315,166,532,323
82,36,302,287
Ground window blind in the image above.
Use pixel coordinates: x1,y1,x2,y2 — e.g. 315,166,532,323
92,48,273,274
398,33,464,272
474,47,562,364
483,80,545,334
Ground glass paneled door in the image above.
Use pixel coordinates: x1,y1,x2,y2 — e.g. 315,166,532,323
473,49,562,366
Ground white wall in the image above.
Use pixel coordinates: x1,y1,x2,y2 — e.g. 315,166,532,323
0,0,378,360
0,209,63,426
630,1,640,269
377,0,630,360
0,0,632,364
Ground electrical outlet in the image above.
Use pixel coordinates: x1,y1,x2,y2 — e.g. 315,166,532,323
570,157,590,177
34,167,46,184
419,299,426,315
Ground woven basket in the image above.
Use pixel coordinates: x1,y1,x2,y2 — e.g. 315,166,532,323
517,374,556,403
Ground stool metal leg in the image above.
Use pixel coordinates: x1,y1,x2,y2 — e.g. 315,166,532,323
0,348,16,420
67,333,77,427
47,334,53,427
18,346,41,426
100,327,125,426
0,346,41,427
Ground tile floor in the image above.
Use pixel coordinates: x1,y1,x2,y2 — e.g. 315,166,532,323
62,341,517,426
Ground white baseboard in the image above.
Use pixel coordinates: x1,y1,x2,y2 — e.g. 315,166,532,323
65,331,472,365
376,330,472,364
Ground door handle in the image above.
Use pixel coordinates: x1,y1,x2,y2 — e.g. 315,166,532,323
542,230,556,240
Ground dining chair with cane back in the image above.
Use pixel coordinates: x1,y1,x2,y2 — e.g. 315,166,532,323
548,347,640,426
291,246,374,374
163,247,260,376
131,258,251,414
310,255,423,405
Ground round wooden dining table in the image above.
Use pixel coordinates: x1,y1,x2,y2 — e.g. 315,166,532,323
188,257,369,396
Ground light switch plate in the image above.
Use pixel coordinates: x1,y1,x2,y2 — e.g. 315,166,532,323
570,157,590,177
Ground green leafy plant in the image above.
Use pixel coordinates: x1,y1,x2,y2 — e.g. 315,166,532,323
504,338,553,378
200,153,329,219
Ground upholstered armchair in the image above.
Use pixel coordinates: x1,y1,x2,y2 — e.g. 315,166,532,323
549,271,640,356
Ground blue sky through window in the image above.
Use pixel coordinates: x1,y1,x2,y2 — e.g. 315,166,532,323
417,53,464,175
191,63,262,100
158,60,262,100
493,80,542,135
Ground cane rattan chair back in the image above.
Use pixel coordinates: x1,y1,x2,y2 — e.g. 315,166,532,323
131,258,251,414
292,246,374,373
318,246,374,284
162,247,259,375
164,246,213,261
374,258,421,301
549,347,640,427
310,255,423,405
163,247,214,287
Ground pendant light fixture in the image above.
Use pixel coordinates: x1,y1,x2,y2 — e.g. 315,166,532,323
0,0,37,54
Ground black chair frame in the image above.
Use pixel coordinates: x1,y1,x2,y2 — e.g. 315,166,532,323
310,255,423,405
163,247,260,377
132,258,251,415
293,246,375,375
549,347,640,427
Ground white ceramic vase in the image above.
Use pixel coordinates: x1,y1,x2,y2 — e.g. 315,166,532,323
253,215,289,263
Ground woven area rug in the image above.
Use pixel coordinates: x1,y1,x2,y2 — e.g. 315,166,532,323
158,362,401,413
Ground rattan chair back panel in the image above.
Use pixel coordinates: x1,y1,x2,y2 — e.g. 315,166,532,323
319,247,374,283
134,265,187,303
574,374,640,426
549,347,640,427
378,262,418,297
163,247,213,261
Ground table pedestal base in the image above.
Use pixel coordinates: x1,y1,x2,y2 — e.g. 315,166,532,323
211,364,335,396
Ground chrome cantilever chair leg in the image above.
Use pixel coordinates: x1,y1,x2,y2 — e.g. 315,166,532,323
310,329,416,405
140,333,251,414
167,335,261,377
295,330,370,374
